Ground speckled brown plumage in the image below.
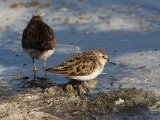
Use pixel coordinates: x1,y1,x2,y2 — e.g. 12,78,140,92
52,55,100,76
46,49,108,77
22,16,55,51
22,16,56,71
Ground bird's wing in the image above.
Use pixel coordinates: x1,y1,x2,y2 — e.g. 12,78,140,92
46,55,99,76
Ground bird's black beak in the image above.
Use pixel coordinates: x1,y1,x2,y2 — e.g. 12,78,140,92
107,58,116,65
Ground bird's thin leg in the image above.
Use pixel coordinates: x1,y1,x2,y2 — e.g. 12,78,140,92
80,81,91,96
33,59,38,71
44,70,48,80
33,70,37,79
43,60,47,70
43,60,49,80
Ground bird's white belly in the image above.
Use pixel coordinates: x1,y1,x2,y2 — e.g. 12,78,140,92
70,67,104,81
25,49,55,60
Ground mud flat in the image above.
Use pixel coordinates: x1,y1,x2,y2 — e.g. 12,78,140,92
0,78,159,120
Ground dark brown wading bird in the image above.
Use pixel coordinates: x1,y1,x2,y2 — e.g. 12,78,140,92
22,16,56,71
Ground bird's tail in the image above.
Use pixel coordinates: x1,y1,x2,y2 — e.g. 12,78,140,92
46,67,67,75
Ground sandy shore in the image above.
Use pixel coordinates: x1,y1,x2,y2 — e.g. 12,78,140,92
0,78,159,120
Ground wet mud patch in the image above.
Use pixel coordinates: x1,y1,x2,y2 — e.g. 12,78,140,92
18,78,97,96
0,78,159,120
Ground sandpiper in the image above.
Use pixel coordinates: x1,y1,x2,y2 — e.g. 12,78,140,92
46,49,115,81
22,16,56,71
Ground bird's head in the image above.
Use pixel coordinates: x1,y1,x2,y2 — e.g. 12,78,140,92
94,49,116,65
30,16,42,22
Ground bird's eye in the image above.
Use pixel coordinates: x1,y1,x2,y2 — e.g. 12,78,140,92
102,55,106,59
